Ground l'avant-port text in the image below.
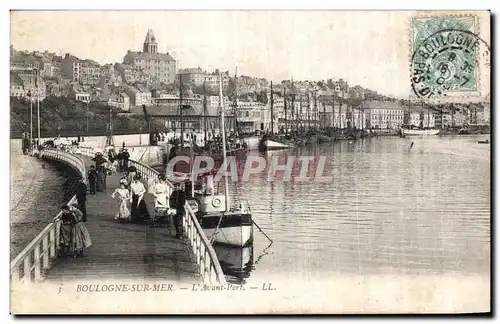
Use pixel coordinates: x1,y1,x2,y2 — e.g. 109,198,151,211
191,282,276,291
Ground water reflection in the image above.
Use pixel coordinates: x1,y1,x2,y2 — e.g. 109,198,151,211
213,243,254,284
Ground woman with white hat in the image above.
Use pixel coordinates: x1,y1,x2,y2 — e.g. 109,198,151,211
111,179,131,222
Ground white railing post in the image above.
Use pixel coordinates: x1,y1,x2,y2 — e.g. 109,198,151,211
23,256,31,282
42,235,49,270
49,227,55,258
34,245,41,280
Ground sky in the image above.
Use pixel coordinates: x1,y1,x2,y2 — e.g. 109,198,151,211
8,10,487,99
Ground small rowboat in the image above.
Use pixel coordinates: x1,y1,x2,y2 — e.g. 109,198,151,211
478,139,490,144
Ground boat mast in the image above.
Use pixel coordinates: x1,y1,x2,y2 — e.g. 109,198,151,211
291,78,295,130
427,106,430,128
219,73,229,212
203,80,207,146
234,67,239,137
179,73,184,148
270,81,274,134
283,88,287,134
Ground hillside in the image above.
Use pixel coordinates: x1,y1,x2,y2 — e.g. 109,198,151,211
10,97,165,139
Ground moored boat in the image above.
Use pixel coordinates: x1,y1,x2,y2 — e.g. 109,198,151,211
258,134,292,151
478,139,490,144
196,195,253,247
195,72,254,247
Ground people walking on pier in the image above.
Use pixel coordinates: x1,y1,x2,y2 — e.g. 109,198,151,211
92,152,107,192
59,204,92,258
76,177,88,222
129,175,150,223
111,179,131,222
126,166,137,186
171,182,186,239
122,149,130,171
117,150,124,172
88,165,97,195
151,174,170,226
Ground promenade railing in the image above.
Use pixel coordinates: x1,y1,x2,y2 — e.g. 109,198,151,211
10,149,86,284
78,148,227,285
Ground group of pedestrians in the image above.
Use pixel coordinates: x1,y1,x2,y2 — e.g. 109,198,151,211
59,177,92,258
109,166,186,239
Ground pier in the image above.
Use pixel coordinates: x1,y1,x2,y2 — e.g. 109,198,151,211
10,148,226,286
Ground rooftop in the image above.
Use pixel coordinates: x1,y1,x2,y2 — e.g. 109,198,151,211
360,100,407,110
125,50,175,62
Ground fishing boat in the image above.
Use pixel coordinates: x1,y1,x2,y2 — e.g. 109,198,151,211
193,73,254,247
258,81,292,152
258,134,292,151
401,128,440,136
478,139,490,144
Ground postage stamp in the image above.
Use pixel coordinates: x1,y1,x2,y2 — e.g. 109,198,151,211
410,14,490,100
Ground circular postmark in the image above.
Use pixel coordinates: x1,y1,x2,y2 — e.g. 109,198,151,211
411,28,490,99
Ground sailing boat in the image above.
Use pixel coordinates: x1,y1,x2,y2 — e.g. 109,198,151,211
401,101,440,136
195,73,254,247
258,81,292,151
168,74,206,162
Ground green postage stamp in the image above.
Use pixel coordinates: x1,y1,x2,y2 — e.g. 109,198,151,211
410,13,490,100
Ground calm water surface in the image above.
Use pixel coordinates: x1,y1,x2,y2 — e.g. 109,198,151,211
216,135,490,284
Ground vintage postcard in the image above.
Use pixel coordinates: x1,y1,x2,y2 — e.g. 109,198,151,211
9,10,491,314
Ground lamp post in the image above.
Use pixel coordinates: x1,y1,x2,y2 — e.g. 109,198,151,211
35,67,41,143
28,90,33,149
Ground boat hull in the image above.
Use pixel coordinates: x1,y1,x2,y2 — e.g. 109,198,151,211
258,138,292,151
242,136,261,150
402,129,440,136
201,213,253,247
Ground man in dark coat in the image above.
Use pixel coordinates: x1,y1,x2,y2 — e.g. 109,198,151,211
122,149,130,171
87,165,97,195
75,177,88,222
170,183,186,239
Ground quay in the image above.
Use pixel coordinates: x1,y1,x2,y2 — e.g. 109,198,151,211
10,148,226,286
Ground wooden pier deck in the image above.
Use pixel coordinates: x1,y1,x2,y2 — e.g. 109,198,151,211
46,156,201,284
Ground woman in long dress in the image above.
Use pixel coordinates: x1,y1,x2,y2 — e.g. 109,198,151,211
152,174,170,226
129,175,150,223
59,204,92,257
111,180,131,222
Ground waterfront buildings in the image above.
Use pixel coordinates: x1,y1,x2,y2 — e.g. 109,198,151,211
409,108,436,128
123,29,177,85
360,101,406,130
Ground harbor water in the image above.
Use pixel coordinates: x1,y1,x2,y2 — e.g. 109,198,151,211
213,135,490,288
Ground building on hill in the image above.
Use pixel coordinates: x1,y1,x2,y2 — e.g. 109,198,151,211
10,69,47,100
125,84,152,107
61,54,101,86
69,84,91,104
123,29,176,85
204,70,230,90
114,63,150,85
10,71,24,98
179,67,206,86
